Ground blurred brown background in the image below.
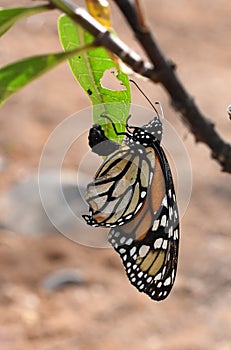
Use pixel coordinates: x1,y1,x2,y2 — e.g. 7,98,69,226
0,1,230,349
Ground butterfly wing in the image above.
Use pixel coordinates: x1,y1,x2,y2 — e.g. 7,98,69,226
108,147,179,301
84,120,179,300
83,144,154,227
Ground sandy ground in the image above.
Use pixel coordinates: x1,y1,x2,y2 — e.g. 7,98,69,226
0,1,230,349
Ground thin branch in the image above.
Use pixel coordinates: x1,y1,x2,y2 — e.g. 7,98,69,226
49,0,231,173
112,0,231,174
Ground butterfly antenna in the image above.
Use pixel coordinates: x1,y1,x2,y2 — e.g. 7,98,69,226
130,79,160,117
155,101,165,119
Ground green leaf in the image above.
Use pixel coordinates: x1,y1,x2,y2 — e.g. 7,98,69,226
0,47,92,106
0,5,50,37
58,14,131,142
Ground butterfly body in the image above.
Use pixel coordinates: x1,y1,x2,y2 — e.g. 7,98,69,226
83,116,180,301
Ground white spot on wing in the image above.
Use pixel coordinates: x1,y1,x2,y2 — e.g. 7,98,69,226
154,238,163,249
162,266,166,276
126,214,132,220
164,276,171,286
162,240,168,250
130,247,136,256
139,245,149,257
162,196,168,208
169,206,173,219
119,248,126,254
160,215,167,227
126,238,133,245
120,237,126,244
169,226,173,237
152,219,159,231
135,202,143,213
154,273,162,281
174,229,179,240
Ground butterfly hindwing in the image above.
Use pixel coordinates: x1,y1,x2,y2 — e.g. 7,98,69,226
108,148,179,301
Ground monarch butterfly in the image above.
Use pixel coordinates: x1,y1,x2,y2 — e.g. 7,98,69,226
83,114,179,301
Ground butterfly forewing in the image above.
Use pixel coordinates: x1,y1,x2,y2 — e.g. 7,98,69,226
83,144,153,227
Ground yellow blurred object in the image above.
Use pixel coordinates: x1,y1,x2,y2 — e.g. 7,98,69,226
86,0,111,28
85,0,120,71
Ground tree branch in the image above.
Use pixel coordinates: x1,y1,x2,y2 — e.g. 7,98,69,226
50,0,231,173
112,0,231,173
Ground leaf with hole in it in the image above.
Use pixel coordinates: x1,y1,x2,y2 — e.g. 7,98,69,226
0,5,50,37
58,14,130,142
0,48,90,106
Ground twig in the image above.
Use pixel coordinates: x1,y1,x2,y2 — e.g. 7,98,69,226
112,0,231,173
